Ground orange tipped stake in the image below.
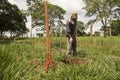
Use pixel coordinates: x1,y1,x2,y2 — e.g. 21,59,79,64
44,0,53,71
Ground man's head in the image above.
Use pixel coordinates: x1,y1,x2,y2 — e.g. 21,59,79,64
71,12,78,21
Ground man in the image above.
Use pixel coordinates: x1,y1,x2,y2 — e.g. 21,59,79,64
66,12,78,56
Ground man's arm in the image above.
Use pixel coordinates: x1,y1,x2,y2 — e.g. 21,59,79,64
66,20,72,38
68,33,72,39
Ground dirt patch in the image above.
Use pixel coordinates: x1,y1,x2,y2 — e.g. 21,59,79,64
60,57,87,65
30,57,87,73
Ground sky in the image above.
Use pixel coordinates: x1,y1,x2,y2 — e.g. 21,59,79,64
8,0,101,35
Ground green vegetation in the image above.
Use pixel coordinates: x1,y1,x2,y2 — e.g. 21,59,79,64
110,20,120,36
83,0,120,37
0,37,120,80
0,0,28,38
27,0,66,36
0,0,120,80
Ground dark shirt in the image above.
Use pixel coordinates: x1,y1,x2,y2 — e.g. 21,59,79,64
66,19,77,38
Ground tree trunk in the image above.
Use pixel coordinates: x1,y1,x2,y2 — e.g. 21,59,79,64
104,26,107,37
10,31,13,38
22,33,23,38
30,26,32,38
109,27,112,38
0,31,3,39
90,25,92,40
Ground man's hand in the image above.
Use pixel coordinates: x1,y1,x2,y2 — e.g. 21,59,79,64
70,37,73,42
66,37,73,55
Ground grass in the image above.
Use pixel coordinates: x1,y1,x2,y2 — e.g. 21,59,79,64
0,36,120,80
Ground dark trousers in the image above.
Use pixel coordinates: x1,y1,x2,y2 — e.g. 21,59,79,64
66,36,77,54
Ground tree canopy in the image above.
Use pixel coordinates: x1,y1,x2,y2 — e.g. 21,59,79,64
110,20,120,36
77,21,86,36
83,0,120,37
0,0,28,38
27,0,66,32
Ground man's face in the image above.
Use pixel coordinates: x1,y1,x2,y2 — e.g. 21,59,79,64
72,17,77,21
71,17,77,22
71,13,78,21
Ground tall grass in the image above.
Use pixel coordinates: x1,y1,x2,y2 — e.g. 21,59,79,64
0,36,120,80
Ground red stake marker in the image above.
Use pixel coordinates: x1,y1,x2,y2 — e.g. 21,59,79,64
44,0,53,71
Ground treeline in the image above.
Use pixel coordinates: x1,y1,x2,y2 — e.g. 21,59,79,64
83,0,120,37
0,0,28,39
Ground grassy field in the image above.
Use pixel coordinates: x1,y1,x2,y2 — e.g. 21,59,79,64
0,36,120,80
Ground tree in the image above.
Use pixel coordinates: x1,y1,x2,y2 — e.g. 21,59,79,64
83,0,120,37
113,0,120,20
77,21,86,36
0,0,28,38
27,0,66,33
94,31,101,36
109,20,120,36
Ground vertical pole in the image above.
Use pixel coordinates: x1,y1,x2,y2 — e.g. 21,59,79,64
60,26,62,52
30,0,32,38
109,27,112,38
44,0,52,71
90,24,92,41
31,23,32,38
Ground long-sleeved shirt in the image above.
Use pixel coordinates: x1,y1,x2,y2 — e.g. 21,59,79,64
66,19,77,38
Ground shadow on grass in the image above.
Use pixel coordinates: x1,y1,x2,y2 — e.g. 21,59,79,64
0,40,12,45
0,40,33,45
51,42,66,49
59,53,87,65
76,50,88,58
14,42,33,45
51,42,60,48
